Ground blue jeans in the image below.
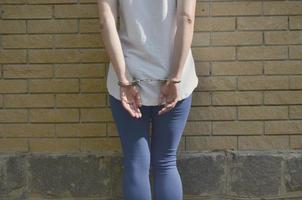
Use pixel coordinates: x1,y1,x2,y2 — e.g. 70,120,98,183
109,93,192,200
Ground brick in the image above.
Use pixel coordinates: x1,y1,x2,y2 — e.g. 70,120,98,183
56,123,106,137
29,79,79,93
29,138,80,152
30,109,79,122
29,49,79,63
54,4,98,18
211,31,262,46
194,17,235,31
0,50,27,64
266,120,302,134
183,121,211,136
195,62,210,76
0,0,26,4
80,79,106,93
0,109,27,122
28,19,77,33
3,64,53,78
212,91,262,105
197,76,236,91
189,107,236,121
178,138,186,153
290,76,302,89
80,138,122,152
107,122,118,137
27,0,76,4
238,75,289,90
237,46,288,60
265,91,302,105
79,19,100,33
4,94,55,108
81,108,113,122
238,136,289,149
55,64,105,78
56,94,106,107
211,2,261,16
196,2,209,17
264,61,302,75
265,31,302,45
0,20,26,33
0,124,55,137
54,34,103,48
290,16,302,30
192,32,210,46
186,136,237,151
290,135,302,149
2,35,53,48
191,92,211,106
212,61,262,75
193,47,235,61
213,121,263,135
1,5,52,19
237,16,288,30
0,80,27,93
239,106,288,120
79,0,96,3
263,1,302,15
0,139,28,152
290,45,302,59
78,49,108,63
290,106,302,119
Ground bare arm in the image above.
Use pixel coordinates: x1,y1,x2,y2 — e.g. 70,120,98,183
97,0,130,83
168,0,197,80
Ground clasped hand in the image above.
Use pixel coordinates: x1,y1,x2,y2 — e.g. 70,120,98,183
119,81,179,118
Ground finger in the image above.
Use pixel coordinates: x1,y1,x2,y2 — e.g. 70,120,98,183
158,105,172,115
130,99,142,118
158,101,175,115
131,101,141,118
121,100,136,117
166,96,177,104
159,98,177,114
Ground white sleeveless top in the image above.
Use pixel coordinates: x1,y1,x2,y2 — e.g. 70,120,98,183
106,0,199,106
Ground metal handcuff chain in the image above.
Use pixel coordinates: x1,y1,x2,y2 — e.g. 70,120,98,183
118,78,181,87
118,78,181,108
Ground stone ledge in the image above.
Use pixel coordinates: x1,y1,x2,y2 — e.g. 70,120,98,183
0,150,301,200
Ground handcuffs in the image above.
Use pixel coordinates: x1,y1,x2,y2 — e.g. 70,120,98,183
117,78,181,88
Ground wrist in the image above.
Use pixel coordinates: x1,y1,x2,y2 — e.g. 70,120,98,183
165,78,181,85
168,75,181,81
117,79,133,87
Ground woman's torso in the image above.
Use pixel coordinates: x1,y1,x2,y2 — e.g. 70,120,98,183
106,0,199,106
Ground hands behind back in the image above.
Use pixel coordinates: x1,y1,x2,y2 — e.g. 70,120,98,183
119,79,180,117
158,80,179,115
119,83,142,118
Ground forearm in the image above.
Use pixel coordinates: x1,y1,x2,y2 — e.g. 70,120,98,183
98,4,129,83
169,1,196,80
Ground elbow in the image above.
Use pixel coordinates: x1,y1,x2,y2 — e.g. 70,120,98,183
177,12,194,25
99,14,114,31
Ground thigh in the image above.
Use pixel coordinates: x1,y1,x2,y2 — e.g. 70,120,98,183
109,95,152,161
150,93,193,167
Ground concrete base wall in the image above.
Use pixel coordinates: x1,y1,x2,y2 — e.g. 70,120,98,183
0,150,301,200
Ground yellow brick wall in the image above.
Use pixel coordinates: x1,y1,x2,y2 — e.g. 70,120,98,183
0,0,301,153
